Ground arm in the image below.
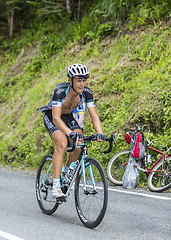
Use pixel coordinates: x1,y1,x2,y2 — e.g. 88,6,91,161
52,106,72,136
84,86,105,140
88,106,103,134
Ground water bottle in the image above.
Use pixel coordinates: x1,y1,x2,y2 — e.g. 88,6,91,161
147,154,152,164
66,162,76,185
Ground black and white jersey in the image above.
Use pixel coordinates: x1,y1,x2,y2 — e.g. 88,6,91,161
38,82,95,112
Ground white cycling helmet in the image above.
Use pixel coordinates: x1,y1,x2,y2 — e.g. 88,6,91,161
67,64,90,79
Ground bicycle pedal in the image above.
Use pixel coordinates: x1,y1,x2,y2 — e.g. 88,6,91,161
56,196,66,204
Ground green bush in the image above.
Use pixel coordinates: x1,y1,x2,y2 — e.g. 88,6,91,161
127,0,170,29
0,0,170,179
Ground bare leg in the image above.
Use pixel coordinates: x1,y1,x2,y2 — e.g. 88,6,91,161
66,128,82,167
51,130,68,178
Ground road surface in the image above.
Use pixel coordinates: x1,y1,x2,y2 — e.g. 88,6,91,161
0,166,170,240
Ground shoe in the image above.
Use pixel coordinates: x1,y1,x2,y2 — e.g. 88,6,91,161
52,187,65,199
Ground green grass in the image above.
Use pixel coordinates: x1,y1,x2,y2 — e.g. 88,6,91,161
0,3,170,188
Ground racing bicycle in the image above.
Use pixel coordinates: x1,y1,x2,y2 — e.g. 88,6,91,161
107,129,171,192
36,134,116,229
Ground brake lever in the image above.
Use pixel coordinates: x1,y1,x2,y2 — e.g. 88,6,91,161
66,133,79,153
103,134,117,154
67,144,75,153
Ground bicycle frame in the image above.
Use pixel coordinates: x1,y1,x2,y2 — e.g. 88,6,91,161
123,146,170,176
145,146,165,173
65,143,96,196
40,133,115,204
42,142,97,198
133,146,171,176
42,161,53,186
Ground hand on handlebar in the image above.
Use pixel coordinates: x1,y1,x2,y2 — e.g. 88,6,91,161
97,133,106,142
67,133,117,153
69,132,84,143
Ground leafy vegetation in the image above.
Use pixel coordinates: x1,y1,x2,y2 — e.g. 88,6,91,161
0,1,170,189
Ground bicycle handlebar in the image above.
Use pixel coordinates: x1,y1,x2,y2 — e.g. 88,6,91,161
67,133,117,153
104,134,118,153
145,137,152,146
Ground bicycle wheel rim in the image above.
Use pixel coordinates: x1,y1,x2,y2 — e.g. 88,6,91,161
107,149,130,185
74,158,108,229
148,157,171,192
36,154,59,215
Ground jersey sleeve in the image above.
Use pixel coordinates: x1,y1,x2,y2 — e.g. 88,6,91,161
83,86,95,108
52,86,66,107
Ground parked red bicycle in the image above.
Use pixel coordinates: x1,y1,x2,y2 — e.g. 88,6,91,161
107,128,171,192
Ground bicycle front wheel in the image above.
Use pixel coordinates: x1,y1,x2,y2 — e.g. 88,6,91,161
107,149,130,185
36,154,59,215
147,157,171,192
74,158,108,229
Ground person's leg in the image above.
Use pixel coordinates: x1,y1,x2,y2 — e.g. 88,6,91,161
51,130,68,178
51,130,68,198
66,128,83,167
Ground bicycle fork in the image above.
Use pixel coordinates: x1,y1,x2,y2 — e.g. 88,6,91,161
81,156,96,194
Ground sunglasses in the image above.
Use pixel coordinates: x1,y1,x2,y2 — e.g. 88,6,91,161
75,74,89,79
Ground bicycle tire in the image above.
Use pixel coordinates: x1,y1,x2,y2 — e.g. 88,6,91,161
36,154,59,215
107,149,130,185
74,158,108,229
147,156,171,192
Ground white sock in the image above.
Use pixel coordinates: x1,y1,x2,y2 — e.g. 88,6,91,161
53,178,61,188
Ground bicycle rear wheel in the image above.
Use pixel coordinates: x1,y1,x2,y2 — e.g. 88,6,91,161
36,154,59,215
147,157,171,192
74,158,108,229
107,149,130,185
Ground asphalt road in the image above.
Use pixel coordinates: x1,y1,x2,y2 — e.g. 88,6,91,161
0,166,171,240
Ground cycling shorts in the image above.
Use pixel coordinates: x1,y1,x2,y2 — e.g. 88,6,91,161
43,110,81,138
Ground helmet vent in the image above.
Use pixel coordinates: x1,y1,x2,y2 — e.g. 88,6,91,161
67,64,89,79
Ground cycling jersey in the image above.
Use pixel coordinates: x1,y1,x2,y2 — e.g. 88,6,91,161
38,82,95,112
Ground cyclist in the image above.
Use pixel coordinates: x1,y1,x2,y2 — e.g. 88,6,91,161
38,64,106,198
72,102,85,132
